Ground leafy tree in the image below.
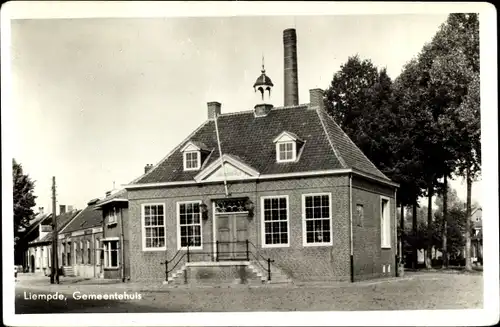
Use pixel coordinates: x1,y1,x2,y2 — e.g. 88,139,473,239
13,159,37,242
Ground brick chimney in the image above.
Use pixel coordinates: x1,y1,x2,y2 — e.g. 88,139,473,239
309,88,325,110
207,102,221,120
144,164,153,174
59,205,66,215
67,205,74,212
283,28,299,106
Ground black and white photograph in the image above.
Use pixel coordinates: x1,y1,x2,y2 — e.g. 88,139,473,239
2,1,498,326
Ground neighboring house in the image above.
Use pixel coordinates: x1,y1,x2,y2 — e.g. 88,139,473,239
124,28,398,283
470,207,482,264
57,199,103,278
95,189,130,281
26,206,80,275
19,208,52,272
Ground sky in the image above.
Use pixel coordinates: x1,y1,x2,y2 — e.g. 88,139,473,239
9,13,483,213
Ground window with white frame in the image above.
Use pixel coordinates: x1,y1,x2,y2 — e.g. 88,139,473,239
381,198,391,248
262,196,289,246
184,151,200,170
142,204,166,250
277,142,296,162
303,193,332,245
103,240,119,268
178,201,202,249
95,238,101,265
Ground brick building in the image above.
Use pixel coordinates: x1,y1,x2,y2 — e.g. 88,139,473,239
57,200,103,278
124,28,398,283
26,207,79,275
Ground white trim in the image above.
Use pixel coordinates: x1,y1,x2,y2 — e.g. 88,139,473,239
302,192,333,247
276,141,297,163
183,150,201,171
124,168,399,189
71,230,84,237
272,131,301,143
260,195,290,248
102,239,120,268
141,202,167,252
194,154,260,182
92,227,103,233
180,141,202,153
102,237,120,241
176,200,203,250
380,195,391,249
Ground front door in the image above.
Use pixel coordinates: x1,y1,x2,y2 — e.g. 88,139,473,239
216,214,249,260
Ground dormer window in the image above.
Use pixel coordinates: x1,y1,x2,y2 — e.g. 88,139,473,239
273,131,304,163
184,151,201,170
181,141,210,171
277,142,296,162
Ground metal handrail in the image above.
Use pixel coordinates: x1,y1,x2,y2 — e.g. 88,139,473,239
160,240,275,282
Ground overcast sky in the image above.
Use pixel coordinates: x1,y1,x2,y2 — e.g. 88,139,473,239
10,13,483,212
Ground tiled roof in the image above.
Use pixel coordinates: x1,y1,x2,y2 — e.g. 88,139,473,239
60,203,103,234
29,210,80,244
134,105,389,184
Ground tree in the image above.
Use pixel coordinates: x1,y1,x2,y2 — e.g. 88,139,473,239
13,159,37,242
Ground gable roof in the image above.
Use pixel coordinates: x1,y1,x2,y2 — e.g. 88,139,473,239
29,210,81,245
60,202,103,234
132,105,390,185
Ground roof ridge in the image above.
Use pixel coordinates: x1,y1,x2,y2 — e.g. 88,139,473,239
319,108,389,180
315,108,348,168
129,119,212,185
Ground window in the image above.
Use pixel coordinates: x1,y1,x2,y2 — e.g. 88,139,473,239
87,240,91,264
261,196,289,247
277,142,296,162
356,204,364,227
103,240,119,268
80,241,84,264
381,197,391,248
303,193,332,246
142,204,166,250
108,208,117,224
177,201,202,249
95,239,100,265
183,151,200,170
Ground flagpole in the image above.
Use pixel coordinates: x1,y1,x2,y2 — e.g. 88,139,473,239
214,112,229,197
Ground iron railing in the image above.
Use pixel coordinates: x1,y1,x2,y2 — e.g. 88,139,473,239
160,240,274,282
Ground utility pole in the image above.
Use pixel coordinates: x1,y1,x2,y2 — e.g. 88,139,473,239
50,176,59,284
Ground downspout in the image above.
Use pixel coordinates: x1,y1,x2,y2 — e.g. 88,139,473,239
394,188,398,277
119,207,125,282
349,173,354,282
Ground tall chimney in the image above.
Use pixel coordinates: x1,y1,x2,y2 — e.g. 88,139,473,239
283,28,299,106
144,164,153,174
39,207,44,214
207,102,221,120
59,205,66,215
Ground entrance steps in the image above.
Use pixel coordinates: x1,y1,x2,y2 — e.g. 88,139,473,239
165,261,292,285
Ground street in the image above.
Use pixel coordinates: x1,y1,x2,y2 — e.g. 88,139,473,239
14,271,483,313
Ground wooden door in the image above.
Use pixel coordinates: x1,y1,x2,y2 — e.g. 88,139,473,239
216,214,249,260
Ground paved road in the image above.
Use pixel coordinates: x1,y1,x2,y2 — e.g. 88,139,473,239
15,271,483,313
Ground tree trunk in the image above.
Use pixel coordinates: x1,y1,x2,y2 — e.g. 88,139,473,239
412,199,418,269
465,166,472,271
426,184,433,269
442,174,448,268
